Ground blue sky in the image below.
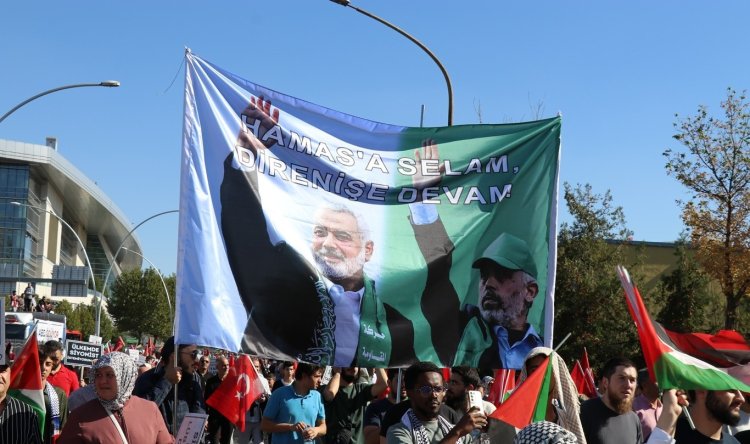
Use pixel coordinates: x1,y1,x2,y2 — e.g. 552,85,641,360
2,1,748,275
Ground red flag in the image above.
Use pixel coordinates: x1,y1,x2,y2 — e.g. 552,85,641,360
662,329,750,367
487,369,515,406
146,337,154,356
571,359,597,398
228,354,236,368
490,355,552,429
581,348,597,395
441,368,451,383
113,336,125,352
206,355,265,431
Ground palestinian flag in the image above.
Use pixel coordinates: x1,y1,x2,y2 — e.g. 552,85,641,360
616,265,750,391
663,329,750,368
489,353,552,428
9,333,45,435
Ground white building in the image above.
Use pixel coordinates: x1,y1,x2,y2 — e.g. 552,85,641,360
0,137,142,304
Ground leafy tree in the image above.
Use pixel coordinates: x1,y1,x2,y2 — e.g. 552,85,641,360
107,267,175,339
656,238,716,333
52,299,117,341
555,183,641,368
664,88,750,330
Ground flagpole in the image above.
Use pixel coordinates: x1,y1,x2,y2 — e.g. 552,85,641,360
553,332,572,352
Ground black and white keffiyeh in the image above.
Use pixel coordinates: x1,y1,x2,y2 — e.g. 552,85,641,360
401,409,468,444
93,351,137,411
514,421,578,444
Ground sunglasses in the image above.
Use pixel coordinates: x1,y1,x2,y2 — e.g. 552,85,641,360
181,350,200,360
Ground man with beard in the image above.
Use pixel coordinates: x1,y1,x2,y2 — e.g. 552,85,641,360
580,357,642,444
311,205,396,367
205,356,232,444
132,337,205,434
386,361,487,444
43,340,80,396
223,97,415,367
646,388,744,444
409,142,542,369
320,367,388,444
445,367,496,415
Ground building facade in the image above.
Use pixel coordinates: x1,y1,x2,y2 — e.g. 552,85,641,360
0,138,141,304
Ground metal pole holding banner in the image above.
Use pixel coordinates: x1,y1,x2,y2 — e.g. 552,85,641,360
395,368,403,403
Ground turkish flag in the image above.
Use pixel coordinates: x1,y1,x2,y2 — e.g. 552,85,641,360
206,354,266,431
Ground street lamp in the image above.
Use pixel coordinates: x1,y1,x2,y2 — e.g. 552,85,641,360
328,0,454,125
0,81,121,124
95,210,178,336
10,201,97,301
120,247,173,326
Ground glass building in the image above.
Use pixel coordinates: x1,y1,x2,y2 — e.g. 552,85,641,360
0,138,141,301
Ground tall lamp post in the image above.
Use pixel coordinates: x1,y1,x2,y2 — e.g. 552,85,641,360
95,209,178,336
328,0,454,126
10,202,97,302
0,81,120,124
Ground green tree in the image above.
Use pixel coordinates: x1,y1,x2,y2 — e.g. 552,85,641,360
555,183,641,367
656,239,716,333
107,267,175,339
664,88,750,330
52,299,117,341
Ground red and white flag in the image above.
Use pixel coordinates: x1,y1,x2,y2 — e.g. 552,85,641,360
206,355,266,431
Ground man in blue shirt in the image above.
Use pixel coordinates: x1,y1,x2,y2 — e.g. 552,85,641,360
262,363,327,443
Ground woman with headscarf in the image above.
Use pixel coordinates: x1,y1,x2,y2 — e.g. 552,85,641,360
518,347,587,444
58,352,174,443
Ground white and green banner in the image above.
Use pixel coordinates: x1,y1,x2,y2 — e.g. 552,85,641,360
176,51,561,368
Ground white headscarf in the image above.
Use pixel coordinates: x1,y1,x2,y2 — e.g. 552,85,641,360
93,352,138,411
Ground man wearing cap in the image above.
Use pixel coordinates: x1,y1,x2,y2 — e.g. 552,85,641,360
408,141,542,369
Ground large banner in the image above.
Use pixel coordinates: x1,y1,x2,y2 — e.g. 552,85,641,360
176,52,561,369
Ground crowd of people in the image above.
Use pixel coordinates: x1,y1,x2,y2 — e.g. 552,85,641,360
2,334,748,444
8,284,54,313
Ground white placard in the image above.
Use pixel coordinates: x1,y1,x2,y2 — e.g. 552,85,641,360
88,335,102,345
127,348,139,361
175,413,208,444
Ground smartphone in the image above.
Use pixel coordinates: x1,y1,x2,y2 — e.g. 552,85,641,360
467,390,484,414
